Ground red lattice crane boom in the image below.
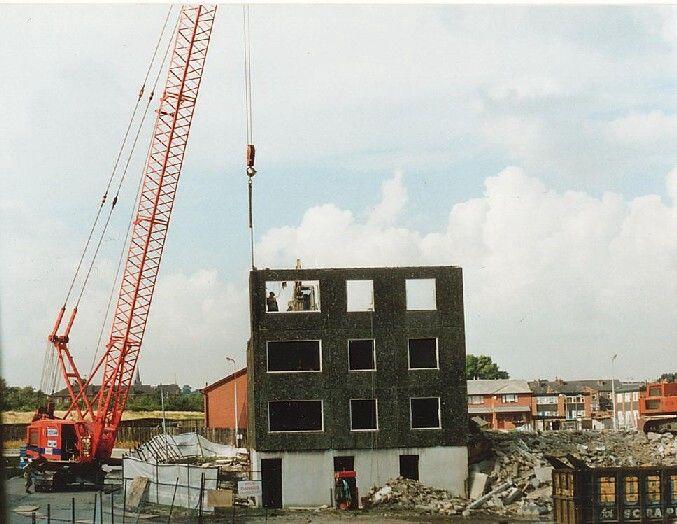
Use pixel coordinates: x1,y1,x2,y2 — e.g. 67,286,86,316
25,5,217,484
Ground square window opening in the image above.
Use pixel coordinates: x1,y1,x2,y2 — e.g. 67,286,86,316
502,394,518,403
410,397,441,429
399,455,419,481
350,399,378,431
333,456,355,472
346,280,374,312
348,339,376,371
267,340,321,372
405,278,436,310
268,400,323,432
266,280,320,313
408,338,438,369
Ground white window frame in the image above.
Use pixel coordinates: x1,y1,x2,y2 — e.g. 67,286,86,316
407,337,439,370
266,340,322,374
468,395,484,405
347,338,376,372
265,280,321,314
502,394,518,403
267,400,325,433
409,397,442,430
349,398,379,432
405,278,437,311
346,279,375,312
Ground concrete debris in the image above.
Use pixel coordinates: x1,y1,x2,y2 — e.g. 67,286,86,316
468,472,488,500
363,430,675,519
365,478,467,516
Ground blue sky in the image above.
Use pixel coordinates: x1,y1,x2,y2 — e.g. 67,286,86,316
1,5,676,387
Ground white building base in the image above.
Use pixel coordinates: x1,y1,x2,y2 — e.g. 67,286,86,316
251,446,468,507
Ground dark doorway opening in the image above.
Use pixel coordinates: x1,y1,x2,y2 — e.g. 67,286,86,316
333,456,355,472
399,455,419,481
261,458,282,508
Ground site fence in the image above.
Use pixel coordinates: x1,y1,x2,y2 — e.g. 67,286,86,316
1,423,247,447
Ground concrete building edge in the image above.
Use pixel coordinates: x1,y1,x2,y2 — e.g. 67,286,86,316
251,446,468,508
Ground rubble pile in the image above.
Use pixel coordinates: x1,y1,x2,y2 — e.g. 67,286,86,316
365,478,467,516
363,430,675,519
487,430,677,468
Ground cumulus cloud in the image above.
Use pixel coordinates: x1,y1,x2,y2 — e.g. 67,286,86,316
256,169,677,381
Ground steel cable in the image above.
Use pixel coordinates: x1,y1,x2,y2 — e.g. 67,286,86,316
62,5,174,307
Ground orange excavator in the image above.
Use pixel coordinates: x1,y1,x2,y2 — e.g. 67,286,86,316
638,381,677,434
22,5,219,490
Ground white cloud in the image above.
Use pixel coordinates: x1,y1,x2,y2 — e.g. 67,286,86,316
604,111,677,147
256,169,677,381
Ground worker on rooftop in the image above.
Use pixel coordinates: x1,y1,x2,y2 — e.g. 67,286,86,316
267,291,279,312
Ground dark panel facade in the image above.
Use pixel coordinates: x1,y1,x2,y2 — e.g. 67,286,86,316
247,266,467,452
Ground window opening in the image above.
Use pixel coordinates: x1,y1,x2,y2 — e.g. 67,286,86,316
405,278,436,310
410,397,441,429
408,338,438,369
346,280,374,311
267,340,321,372
268,400,323,432
350,399,378,431
348,339,375,371
266,280,320,313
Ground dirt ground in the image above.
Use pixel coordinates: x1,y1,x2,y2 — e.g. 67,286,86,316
1,410,203,424
4,477,523,523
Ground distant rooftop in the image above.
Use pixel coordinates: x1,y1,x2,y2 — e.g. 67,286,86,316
467,379,531,395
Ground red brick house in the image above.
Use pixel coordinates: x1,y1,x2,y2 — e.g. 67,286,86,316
202,368,248,430
467,379,533,430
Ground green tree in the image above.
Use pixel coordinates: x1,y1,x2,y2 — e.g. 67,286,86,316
466,354,509,380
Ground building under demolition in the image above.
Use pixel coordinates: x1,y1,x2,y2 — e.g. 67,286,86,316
247,265,468,507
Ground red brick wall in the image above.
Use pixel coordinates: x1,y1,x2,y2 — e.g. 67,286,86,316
204,373,248,429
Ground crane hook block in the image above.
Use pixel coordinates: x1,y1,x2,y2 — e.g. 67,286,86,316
246,144,256,168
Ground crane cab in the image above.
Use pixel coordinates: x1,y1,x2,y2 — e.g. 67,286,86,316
25,418,89,464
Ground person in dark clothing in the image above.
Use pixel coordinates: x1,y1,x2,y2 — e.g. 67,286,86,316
266,291,279,312
24,456,46,493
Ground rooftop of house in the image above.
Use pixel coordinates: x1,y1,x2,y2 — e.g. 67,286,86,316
467,379,532,395
528,379,623,395
201,367,247,393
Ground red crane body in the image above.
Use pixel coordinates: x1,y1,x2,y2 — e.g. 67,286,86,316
25,5,217,483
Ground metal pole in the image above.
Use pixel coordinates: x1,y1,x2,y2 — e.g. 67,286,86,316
47,503,51,524
234,380,239,445
31,511,36,524
167,477,179,523
122,461,127,524
72,497,76,524
611,354,618,430
198,472,205,522
111,491,115,524
93,492,98,523
100,491,103,524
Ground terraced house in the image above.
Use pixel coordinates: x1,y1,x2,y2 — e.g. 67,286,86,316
247,265,468,508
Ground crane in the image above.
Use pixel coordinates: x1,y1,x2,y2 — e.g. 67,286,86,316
24,4,218,490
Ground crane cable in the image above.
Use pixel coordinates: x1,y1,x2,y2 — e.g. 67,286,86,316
61,5,175,308
84,15,178,382
41,7,175,393
74,10,177,310
243,4,256,270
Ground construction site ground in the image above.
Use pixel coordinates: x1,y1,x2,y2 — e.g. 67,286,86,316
5,473,524,524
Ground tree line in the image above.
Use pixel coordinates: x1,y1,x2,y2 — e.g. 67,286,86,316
0,378,203,413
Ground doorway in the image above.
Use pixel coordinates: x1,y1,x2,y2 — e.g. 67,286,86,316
261,458,282,508
399,455,419,481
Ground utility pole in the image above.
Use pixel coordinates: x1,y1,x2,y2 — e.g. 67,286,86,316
226,357,239,445
611,354,618,430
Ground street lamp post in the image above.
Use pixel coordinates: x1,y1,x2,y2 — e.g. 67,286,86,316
226,357,239,445
611,354,618,430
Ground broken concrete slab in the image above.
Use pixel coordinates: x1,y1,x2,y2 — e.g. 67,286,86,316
469,472,488,499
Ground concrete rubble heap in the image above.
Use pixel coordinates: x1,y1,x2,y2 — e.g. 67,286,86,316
364,430,675,518
365,478,468,516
